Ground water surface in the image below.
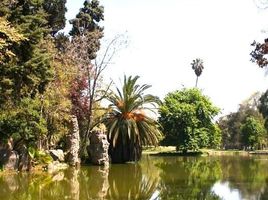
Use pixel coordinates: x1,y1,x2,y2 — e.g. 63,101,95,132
1,155,268,199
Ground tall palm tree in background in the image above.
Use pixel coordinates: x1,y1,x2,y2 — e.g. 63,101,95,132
191,58,204,88
104,75,162,163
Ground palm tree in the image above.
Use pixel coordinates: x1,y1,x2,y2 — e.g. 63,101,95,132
191,58,204,87
104,75,162,163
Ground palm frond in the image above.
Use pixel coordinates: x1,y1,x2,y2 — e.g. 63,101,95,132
104,75,163,162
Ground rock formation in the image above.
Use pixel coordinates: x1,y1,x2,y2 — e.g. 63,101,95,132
0,149,19,170
66,115,80,166
87,128,109,166
49,149,65,162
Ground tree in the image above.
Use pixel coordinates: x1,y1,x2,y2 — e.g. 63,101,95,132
250,39,268,68
191,58,204,87
0,0,68,168
43,0,67,35
258,89,268,128
67,0,105,159
104,75,162,163
159,88,220,153
218,92,265,149
69,0,104,37
0,17,26,64
241,116,266,150
69,0,104,60
0,0,53,104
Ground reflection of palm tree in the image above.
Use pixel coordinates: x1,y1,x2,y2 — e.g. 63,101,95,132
107,163,159,200
191,58,204,88
104,75,162,163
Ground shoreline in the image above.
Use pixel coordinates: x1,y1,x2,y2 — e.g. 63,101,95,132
142,146,268,156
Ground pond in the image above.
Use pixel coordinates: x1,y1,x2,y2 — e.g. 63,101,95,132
1,155,268,200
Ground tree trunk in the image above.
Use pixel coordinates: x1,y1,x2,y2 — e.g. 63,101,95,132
195,76,199,88
109,135,142,163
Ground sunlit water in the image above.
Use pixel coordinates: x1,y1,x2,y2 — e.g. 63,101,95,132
1,155,268,199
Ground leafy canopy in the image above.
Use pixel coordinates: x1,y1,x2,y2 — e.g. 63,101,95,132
241,116,266,149
159,88,220,152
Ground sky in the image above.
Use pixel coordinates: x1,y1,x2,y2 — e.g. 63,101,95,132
65,0,268,116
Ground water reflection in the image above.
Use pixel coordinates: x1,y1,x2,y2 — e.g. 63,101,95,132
216,156,268,200
154,156,222,200
107,163,159,199
0,155,268,199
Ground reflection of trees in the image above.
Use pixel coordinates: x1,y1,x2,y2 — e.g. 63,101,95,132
0,169,78,200
156,156,222,200
220,156,268,199
0,172,64,199
2,155,268,199
107,163,159,200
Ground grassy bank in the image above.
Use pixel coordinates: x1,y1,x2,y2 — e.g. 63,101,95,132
142,146,268,156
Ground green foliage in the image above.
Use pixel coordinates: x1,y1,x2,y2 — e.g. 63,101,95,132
28,146,36,159
0,97,47,146
218,92,266,149
241,116,266,150
104,75,162,163
69,0,104,60
0,0,71,154
28,147,53,164
0,17,26,63
258,89,268,129
35,150,53,164
41,39,75,148
69,0,104,36
43,0,67,35
159,88,220,153
0,1,54,104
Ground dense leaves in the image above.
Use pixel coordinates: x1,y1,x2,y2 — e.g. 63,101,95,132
0,0,73,156
0,0,54,104
69,0,104,37
159,88,221,153
0,17,26,64
218,92,267,150
241,116,266,150
43,0,67,35
104,75,162,163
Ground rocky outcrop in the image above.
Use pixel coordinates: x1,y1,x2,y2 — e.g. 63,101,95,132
49,149,65,162
0,149,19,170
17,145,31,171
0,138,31,171
87,129,109,166
66,115,80,166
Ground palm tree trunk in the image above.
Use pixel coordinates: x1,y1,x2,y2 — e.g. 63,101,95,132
109,135,142,163
195,76,199,88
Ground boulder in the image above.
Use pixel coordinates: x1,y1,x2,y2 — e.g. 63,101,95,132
49,149,64,162
0,138,13,151
17,145,31,171
0,149,19,170
47,161,68,173
87,130,110,166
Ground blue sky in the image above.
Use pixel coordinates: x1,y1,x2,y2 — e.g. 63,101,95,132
65,0,268,116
